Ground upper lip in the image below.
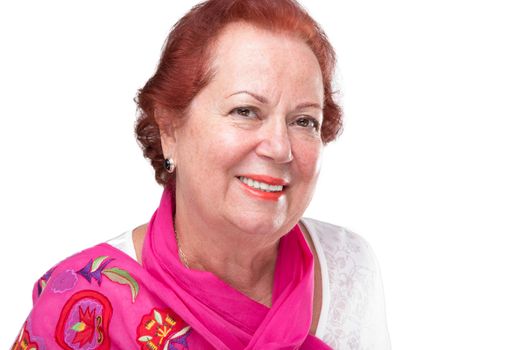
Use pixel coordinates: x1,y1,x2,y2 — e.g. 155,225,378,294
237,174,289,186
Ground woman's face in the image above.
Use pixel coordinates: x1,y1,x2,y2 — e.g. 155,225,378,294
167,23,324,237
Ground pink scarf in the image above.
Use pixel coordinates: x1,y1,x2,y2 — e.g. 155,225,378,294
12,189,331,349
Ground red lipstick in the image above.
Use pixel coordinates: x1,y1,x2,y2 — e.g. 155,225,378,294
239,174,288,186
237,174,288,202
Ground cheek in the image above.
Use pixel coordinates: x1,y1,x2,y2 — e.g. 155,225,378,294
181,120,252,174
292,139,323,184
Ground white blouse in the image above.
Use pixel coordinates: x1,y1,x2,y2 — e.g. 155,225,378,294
108,218,391,350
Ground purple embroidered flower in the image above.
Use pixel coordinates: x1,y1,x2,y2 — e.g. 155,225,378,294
91,259,113,284
77,259,94,283
52,269,78,293
77,257,114,285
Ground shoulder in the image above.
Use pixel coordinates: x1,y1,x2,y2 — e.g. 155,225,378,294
301,217,391,349
15,243,142,349
300,217,381,298
32,242,141,304
106,229,137,260
301,217,379,271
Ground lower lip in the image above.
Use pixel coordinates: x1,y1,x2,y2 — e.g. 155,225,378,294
238,179,285,202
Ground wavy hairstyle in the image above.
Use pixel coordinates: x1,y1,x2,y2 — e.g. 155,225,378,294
135,0,343,190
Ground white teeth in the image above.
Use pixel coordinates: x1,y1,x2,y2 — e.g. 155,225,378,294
239,176,284,192
269,184,280,191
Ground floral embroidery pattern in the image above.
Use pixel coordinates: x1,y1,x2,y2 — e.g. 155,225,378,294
11,322,39,350
77,256,114,285
37,267,55,297
56,290,113,350
76,256,139,303
52,270,79,293
136,308,191,350
36,255,139,303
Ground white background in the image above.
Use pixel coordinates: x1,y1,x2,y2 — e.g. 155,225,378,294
1,0,524,348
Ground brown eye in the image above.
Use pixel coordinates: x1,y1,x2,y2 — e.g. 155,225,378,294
294,117,320,131
231,107,257,118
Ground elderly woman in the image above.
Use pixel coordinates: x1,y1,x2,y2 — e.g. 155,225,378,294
12,0,390,349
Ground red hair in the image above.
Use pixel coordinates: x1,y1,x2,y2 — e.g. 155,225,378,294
135,0,343,190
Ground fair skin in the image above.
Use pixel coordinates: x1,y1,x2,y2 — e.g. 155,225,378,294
134,22,325,333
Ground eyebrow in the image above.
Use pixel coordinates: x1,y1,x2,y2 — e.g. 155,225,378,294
227,90,322,110
227,90,268,104
295,102,322,110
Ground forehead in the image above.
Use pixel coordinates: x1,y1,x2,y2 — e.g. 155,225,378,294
207,22,323,94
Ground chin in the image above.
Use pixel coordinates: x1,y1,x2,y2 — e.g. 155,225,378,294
228,211,293,238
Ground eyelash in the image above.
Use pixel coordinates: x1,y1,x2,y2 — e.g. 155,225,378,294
231,107,258,119
229,106,320,131
293,117,320,131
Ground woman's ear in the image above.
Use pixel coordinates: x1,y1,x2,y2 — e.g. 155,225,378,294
154,107,177,163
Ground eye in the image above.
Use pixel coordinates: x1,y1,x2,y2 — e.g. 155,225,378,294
230,107,257,119
293,117,320,131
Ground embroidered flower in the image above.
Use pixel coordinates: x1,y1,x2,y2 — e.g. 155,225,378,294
56,290,113,350
76,257,114,285
137,309,191,350
11,322,40,350
36,267,55,296
71,306,96,347
52,269,78,293
75,256,140,303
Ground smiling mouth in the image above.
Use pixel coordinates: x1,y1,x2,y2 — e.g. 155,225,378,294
235,175,288,201
237,176,285,192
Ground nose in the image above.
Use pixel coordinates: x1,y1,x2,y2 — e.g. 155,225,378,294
255,118,293,163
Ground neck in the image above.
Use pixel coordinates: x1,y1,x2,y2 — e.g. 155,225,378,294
174,204,281,307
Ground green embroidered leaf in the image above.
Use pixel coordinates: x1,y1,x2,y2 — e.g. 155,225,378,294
154,309,163,325
71,322,86,332
40,280,47,290
138,335,152,342
102,267,139,303
91,256,109,272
